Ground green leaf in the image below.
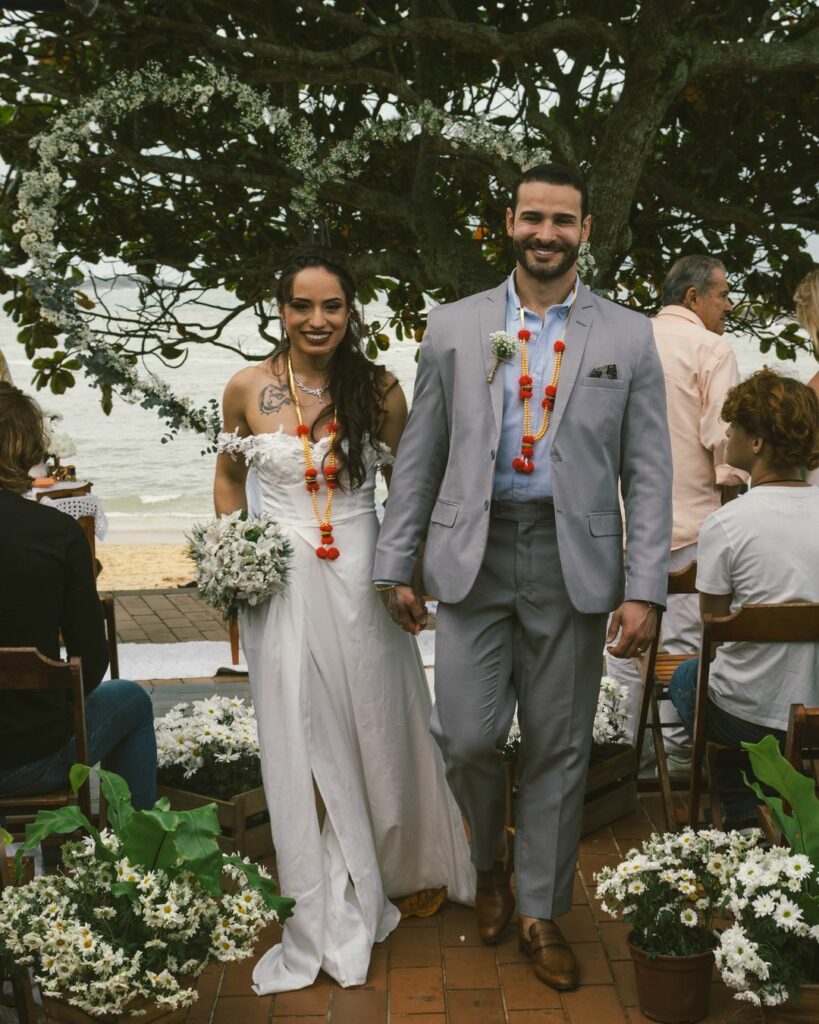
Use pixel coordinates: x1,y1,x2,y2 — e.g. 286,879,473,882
173,804,222,864
742,735,819,866
119,808,183,871
1,827,12,845
111,880,140,901
16,806,100,877
187,848,224,895
222,855,296,922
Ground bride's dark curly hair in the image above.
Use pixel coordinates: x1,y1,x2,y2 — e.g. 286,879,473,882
275,246,394,490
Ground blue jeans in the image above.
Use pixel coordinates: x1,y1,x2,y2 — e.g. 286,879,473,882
0,679,157,810
669,658,784,826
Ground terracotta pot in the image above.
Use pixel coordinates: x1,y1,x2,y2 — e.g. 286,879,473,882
628,936,714,1024
762,982,819,1023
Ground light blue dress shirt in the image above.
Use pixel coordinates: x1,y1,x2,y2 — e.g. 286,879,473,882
493,271,578,501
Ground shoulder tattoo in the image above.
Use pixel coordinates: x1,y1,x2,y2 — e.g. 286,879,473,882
258,382,292,415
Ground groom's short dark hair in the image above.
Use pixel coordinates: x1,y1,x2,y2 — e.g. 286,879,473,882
511,163,589,219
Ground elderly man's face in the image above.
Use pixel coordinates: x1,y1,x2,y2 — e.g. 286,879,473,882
688,268,733,335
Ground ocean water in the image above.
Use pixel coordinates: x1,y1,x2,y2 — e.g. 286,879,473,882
1,298,815,542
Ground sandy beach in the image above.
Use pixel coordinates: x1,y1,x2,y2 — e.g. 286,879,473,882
96,543,195,592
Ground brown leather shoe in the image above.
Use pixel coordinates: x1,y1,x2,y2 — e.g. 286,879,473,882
475,860,515,944
519,919,578,990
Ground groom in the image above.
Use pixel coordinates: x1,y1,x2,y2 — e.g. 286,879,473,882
374,163,672,989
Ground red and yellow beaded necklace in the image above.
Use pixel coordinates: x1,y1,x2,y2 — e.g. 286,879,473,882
512,302,573,474
287,355,340,560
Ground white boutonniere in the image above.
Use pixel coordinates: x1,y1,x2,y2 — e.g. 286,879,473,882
487,330,519,383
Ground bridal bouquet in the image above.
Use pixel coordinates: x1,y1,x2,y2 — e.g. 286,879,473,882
156,696,262,800
188,510,292,618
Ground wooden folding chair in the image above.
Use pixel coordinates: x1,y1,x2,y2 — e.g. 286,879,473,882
688,603,819,829
0,839,38,1024
0,649,91,838
757,703,819,845
100,593,120,679
634,561,698,831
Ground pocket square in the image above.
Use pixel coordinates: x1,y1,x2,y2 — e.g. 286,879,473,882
589,363,618,380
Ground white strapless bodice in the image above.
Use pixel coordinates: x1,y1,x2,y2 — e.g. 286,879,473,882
217,429,392,525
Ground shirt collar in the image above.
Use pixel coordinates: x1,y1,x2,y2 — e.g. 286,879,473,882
506,269,579,323
655,304,707,330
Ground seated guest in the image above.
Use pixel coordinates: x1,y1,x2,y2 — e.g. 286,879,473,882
669,369,819,828
0,382,156,809
608,254,747,771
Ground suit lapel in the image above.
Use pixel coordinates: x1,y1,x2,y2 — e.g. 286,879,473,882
549,279,595,441
478,281,509,436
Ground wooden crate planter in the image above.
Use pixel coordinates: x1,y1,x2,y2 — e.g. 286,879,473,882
582,744,639,834
157,784,273,860
504,743,639,838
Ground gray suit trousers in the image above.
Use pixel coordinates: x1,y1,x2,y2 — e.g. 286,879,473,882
430,501,608,919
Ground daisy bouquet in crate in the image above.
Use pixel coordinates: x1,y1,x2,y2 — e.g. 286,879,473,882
712,733,819,1007
0,766,294,1020
595,828,762,956
156,695,262,801
187,509,292,618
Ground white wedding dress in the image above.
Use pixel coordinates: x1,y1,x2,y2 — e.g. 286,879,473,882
218,429,475,993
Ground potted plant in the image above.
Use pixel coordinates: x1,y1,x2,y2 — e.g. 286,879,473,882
713,734,819,1020
0,765,294,1023
155,695,270,858
595,828,761,1023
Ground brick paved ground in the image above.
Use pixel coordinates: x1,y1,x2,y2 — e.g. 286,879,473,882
93,593,760,1023
189,793,763,1024
110,588,229,644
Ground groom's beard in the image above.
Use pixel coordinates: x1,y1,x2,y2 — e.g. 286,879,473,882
513,238,580,281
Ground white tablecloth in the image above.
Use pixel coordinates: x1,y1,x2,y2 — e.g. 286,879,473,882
25,481,109,540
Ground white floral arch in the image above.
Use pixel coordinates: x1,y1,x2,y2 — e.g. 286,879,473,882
15,62,570,440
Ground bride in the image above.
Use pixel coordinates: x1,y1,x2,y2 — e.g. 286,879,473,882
213,246,475,993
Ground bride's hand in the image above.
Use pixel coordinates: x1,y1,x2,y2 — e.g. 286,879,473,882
378,584,428,635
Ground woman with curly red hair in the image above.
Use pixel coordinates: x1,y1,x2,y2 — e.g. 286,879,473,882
669,368,819,829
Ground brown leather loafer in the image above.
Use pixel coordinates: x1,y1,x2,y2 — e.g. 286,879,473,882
475,860,515,944
519,919,578,990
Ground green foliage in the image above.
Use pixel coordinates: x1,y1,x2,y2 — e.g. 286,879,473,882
0,1,816,415
15,764,294,921
743,734,819,922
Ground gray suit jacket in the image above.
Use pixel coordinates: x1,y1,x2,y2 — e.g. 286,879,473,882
374,279,673,613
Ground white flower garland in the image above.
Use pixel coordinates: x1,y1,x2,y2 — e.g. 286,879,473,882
13,62,582,438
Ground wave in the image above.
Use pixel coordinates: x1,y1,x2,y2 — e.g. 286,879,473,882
139,493,183,505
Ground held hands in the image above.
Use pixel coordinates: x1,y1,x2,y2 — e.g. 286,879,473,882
377,584,428,635
606,600,659,660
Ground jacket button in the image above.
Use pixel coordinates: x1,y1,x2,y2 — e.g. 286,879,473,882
483,500,489,510
551,451,562,462
490,449,496,460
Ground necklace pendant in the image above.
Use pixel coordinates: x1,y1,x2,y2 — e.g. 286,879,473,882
512,457,535,474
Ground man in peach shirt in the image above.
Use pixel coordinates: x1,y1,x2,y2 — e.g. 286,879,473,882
608,255,746,768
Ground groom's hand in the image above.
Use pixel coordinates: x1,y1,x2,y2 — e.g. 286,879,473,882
377,584,428,635
606,600,658,660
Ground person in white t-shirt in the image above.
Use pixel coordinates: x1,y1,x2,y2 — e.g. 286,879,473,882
669,368,819,828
